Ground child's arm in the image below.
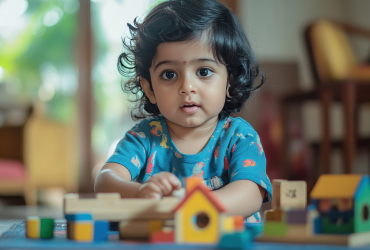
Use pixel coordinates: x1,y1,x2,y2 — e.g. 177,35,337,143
213,179,265,216
94,163,182,199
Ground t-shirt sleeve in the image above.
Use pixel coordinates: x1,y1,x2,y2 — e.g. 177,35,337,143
228,131,272,203
106,123,149,181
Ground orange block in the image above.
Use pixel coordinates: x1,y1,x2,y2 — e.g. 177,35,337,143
150,230,174,243
233,216,245,231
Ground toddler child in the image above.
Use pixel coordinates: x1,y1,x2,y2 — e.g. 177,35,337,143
95,0,272,218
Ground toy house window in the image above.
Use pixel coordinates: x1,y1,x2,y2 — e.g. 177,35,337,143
193,212,210,229
363,204,369,221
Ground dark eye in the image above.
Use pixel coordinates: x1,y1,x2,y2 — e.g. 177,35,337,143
197,68,213,77
161,71,177,80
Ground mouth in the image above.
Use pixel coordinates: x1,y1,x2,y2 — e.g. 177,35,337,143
181,102,200,108
181,102,200,114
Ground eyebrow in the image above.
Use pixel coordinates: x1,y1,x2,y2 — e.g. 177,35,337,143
153,58,219,72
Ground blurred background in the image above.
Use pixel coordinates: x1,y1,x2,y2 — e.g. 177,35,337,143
0,0,369,210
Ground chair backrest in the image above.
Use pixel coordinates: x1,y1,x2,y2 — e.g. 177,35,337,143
305,19,357,84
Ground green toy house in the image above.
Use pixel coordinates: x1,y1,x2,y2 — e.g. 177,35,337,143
310,174,370,234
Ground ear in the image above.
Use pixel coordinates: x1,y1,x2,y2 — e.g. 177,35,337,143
140,77,157,104
226,73,234,98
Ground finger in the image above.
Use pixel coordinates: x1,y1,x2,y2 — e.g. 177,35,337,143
169,175,182,190
146,192,161,200
157,178,173,196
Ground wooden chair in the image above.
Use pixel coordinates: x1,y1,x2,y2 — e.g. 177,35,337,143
281,19,370,183
0,105,35,205
0,102,79,205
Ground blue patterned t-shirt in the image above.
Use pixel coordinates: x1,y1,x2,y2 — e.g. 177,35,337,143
107,114,272,215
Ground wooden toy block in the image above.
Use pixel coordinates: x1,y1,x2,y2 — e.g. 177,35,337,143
39,218,54,239
222,216,235,233
26,217,54,239
119,219,150,239
263,221,287,237
286,209,307,224
64,193,180,221
149,220,163,235
65,213,92,221
150,230,174,243
264,209,284,222
280,180,306,209
26,217,40,239
67,221,93,241
218,231,253,250
94,220,109,241
233,216,245,231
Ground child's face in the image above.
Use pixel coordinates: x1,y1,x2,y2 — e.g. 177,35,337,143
142,38,228,129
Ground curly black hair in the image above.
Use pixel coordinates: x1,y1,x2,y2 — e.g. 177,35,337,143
118,0,265,120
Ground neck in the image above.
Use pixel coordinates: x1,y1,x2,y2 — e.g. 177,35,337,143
166,116,219,142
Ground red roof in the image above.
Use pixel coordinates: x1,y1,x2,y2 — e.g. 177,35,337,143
173,183,227,213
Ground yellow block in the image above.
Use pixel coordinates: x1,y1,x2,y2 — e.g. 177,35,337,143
74,222,93,241
222,216,235,233
149,220,163,235
26,216,40,239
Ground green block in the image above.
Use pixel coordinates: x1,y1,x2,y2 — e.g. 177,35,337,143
322,217,354,234
263,221,287,236
40,218,54,239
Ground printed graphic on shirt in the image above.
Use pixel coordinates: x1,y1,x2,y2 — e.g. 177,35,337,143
160,134,169,149
223,118,231,129
243,159,256,167
149,121,162,136
250,136,264,155
236,133,245,139
131,155,141,168
147,151,157,174
224,156,229,171
231,144,236,154
246,212,261,223
192,162,205,179
211,176,223,189
214,146,219,159
128,130,146,139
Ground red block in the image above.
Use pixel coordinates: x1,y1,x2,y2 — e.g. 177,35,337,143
150,230,174,243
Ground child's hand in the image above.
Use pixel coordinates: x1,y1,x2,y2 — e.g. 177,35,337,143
136,172,182,199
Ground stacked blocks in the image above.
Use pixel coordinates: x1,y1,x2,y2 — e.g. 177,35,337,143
65,213,109,241
264,180,308,237
26,216,54,239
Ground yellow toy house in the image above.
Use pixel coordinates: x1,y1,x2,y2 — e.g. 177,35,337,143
173,179,227,244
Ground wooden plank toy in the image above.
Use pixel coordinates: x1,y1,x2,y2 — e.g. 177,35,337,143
64,193,180,221
26,216,54,239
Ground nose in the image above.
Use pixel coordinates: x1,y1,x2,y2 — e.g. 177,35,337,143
179,75,197,95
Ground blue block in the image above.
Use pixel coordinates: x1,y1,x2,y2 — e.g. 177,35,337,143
65,213,92,221
314,217,322,234
94,220,109,241
218,231,253,250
